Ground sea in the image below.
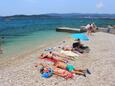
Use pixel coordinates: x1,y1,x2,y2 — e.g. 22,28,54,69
0,17,115,59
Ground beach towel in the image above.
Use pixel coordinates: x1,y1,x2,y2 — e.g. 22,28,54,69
60,50,79,57
41,57,60,63
71,33,89,41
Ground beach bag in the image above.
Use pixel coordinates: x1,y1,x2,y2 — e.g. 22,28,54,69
41,68,53,78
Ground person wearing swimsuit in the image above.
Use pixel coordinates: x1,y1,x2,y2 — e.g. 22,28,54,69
53,61,91,77
35,63,74,79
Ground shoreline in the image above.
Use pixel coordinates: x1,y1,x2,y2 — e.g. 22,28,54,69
0,32,115,86
0,36,69,69
0,31,115,68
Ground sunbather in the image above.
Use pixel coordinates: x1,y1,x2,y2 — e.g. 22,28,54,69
72,39,89,53
49,51,67,58
39,52,68,63
62,46,81,55
51,51,79,60
35,63,74,79
62,46,72,51
60,50,79,58
53,61,91,77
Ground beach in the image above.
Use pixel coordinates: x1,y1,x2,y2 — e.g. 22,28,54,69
0,32,115,86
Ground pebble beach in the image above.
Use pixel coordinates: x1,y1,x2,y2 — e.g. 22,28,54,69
0,32,115,86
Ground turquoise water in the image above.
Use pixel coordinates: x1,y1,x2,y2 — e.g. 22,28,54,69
0,30,69,58
0,18,115,59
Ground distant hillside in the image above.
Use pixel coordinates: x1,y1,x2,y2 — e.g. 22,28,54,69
1,14,61,20
46,13,115,18
0,13,115,19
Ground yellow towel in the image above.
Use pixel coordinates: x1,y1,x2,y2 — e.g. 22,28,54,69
60,50,79,57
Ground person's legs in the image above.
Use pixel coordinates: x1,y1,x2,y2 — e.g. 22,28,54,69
71,70,86,77
70,67,87,77
73,70,85,75
87,29,92,36
74,68,91,76
53,68,71,78
87,30,90,35
77,48,84,53
90,30,92,35
80,45,88,49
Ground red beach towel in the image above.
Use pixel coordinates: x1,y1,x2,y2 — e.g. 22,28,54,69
41,57,59,63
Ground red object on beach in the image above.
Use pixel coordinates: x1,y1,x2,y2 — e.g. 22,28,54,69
41,57,60,63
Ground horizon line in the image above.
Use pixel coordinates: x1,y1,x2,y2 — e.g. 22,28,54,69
0,12,115,17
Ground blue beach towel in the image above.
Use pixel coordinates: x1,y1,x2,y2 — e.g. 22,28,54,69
71,33,89,41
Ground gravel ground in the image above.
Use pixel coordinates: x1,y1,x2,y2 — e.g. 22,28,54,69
0,32,115,86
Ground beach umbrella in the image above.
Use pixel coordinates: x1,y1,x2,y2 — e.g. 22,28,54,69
71,33,89,41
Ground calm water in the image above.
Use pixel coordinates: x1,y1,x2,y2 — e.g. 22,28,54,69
0,18,115,59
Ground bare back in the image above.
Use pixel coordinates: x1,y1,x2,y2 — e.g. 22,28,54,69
54,61,67,69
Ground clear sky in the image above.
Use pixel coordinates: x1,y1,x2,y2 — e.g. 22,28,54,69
0,0,115,16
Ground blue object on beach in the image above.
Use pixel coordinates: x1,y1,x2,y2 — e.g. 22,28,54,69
41,68,53,78
42,72,51,78
71,33,89,41
44,48,54,51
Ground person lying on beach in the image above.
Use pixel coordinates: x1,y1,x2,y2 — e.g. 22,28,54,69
53,61,91,77
73,38,89,49
39,52,68,63
35,63,74,79
61,45,84,54
60,49,79,59
62,46,72,51
72,39,89,53
50,51,78,60
62,46,81,55
50,51,69,58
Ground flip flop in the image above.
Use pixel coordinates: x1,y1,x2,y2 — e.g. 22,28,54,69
86,69,91,74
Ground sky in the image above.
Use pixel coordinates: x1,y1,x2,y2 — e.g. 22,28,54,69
0,0,115,16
